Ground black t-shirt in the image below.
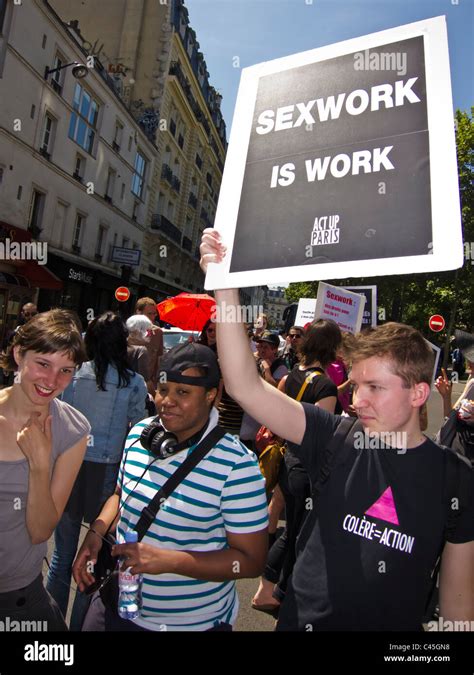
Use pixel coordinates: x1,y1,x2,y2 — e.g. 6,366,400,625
277,404,474,631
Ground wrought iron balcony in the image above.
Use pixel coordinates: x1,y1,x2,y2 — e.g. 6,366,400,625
169,62,212,137
150,214,182,245
169,61,186,88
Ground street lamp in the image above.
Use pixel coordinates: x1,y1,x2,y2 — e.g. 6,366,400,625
44,61,89,80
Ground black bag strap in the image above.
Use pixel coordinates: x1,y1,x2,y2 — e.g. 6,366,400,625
296,415,359,554
133,425,226,541
313,416,360,498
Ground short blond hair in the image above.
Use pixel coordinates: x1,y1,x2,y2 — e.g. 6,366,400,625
135,297,156,313
344,322,434,387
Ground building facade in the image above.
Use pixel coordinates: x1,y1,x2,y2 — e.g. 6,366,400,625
50,0,227,299
0,0,157,336
265,286,289,330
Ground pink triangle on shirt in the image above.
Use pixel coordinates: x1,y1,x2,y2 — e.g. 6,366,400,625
365,486,399,525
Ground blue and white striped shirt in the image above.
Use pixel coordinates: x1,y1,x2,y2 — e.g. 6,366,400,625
116,410,268,631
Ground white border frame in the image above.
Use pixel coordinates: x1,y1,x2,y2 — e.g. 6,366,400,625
206,16,462,290
426,340,442,390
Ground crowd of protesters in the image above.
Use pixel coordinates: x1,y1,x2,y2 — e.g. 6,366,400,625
0,238,472,633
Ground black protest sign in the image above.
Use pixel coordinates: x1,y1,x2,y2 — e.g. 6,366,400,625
206,17,462,291
343,286,377,328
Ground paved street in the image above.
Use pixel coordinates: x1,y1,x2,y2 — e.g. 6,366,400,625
44,376,468,632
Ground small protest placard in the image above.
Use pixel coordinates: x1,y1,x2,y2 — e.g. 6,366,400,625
343,286,377,328
205,17,462,290
295,298,317,327
314,283,366,334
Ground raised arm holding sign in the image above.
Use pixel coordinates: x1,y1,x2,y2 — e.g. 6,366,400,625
200,231,306,446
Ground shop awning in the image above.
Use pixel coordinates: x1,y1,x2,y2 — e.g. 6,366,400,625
0,222,63,290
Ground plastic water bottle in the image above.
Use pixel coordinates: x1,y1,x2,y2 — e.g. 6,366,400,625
118,531,142,620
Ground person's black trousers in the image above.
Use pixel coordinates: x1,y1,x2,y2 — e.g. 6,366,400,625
264,458,311,601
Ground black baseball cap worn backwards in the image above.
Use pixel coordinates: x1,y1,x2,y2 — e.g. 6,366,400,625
160,342,220,388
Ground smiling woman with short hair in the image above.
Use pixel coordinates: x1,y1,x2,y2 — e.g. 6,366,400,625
0,309,90,630
46,311,147,630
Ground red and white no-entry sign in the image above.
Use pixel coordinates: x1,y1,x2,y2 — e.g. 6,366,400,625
115,286,130,302
429,315,445,332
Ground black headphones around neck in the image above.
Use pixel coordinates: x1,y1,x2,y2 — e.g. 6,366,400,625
139,417,210,460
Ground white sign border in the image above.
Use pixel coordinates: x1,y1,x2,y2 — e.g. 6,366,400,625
426,339,442,390
206,16,462,290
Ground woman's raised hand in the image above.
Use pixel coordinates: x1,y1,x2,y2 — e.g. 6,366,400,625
16,412,52,471
434,368,452,399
